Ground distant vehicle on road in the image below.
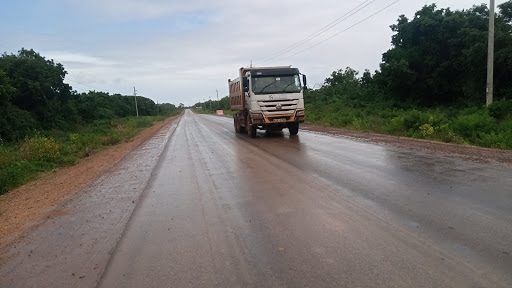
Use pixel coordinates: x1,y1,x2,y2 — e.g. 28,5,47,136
228,66,307,137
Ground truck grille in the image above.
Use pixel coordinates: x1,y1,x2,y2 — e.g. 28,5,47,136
257,99,298,115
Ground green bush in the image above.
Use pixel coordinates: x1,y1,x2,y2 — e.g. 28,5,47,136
305,91,511,149
497,119,512,148
20,136,60,162
452,110,497,140
135,118,153,128
0,105,38,142
401,110,431,131
488,99,512,120
419,123,434,137
101,133,123,146
0,161,39,195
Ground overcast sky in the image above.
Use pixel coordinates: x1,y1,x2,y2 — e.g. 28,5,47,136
0,0,507,106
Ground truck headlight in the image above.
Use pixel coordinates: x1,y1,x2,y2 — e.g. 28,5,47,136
296,110,305,116
252,113,263,119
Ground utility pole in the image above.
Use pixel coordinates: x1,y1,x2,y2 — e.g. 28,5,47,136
133,86,139,117
216,89,219,109
486,0,495,106
209,96,212,110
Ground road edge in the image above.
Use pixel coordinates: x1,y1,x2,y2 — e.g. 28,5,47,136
0,115,182,288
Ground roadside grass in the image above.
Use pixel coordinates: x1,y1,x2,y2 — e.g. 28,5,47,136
305,99,512,150
221,110,237,116
0,116,171,195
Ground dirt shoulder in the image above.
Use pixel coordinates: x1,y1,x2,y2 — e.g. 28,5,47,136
302,124,512,167
0,114,182,249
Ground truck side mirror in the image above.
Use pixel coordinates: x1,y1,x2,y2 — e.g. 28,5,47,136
302,74,308,90
243,77,249,92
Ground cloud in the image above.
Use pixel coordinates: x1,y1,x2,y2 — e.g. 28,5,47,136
70,0,220,22
4,0,508,106
43,51,118,66
62,0,396,104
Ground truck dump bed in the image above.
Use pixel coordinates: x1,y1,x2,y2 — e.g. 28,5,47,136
228,77,244,111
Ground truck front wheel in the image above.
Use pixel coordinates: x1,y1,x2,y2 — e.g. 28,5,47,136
288,122,299,135
247,118,257,138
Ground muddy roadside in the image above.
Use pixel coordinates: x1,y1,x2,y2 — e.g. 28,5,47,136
0,114,182,250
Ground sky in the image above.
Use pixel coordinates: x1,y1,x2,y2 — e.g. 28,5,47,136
0,0,507,106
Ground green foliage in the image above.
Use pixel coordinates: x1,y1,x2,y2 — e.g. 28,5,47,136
0,116,169,194
500,1,512,23
304,62,511,148
302,2,512,150
307,88,512,148
194,96,231,112
135,118,153,128
20,136,60,162
0,48,183,194
488,99,512,120
0,160,41,195
419,124,434,137
0,104,38,142
376,3,512,106
0,49,182,144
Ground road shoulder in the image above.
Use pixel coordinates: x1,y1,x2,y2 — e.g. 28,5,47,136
301,124,512,167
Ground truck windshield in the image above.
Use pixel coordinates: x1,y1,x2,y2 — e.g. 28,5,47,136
252,75,301,94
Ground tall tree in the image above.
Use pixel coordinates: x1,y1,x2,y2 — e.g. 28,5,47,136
377,3,512,106
0,48,73,128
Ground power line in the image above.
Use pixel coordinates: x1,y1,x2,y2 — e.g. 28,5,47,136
274,0,400,63
254,0,379,65
253,0,376,63
65,78,103,91
66,78,130,95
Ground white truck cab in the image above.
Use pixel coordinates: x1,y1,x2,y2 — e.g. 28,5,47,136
229,66,306,137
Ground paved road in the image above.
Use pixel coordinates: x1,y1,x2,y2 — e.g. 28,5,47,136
99,110,512,287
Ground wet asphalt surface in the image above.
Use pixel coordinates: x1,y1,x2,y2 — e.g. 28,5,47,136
2,110,512,287
98,110,511,287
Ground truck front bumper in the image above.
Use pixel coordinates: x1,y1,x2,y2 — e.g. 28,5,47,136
251,110,305,125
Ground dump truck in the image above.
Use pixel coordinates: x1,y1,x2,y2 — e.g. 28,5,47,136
228,66,307,137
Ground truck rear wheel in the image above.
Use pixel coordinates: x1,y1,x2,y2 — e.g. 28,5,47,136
234,115,245,133
288,122,299,135
234,116,240,133
239,115,246,133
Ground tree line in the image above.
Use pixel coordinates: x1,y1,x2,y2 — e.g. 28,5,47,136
193,96,230,112
0,49,180,143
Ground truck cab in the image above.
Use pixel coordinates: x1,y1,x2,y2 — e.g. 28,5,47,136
229,66,306,137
